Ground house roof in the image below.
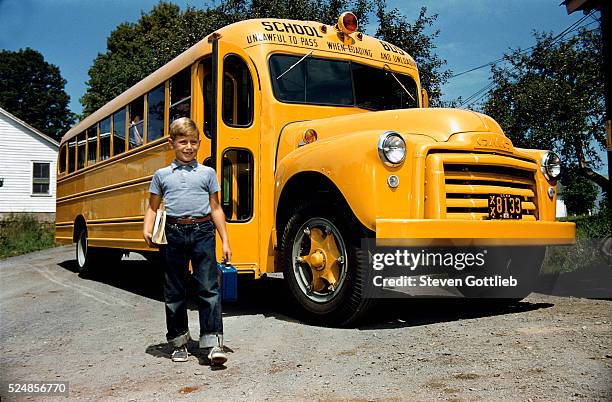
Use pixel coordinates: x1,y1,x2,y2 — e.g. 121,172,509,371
561,0,601,14
0,107,59,149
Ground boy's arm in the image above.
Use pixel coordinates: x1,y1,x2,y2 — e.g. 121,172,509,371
209,192,232,263
143,193,162,248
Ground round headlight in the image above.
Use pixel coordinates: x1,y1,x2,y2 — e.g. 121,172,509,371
541,151,561,180
378,132,406,166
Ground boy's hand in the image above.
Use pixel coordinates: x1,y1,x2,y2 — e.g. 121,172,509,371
143,231,154,248
143,194,162,248
222,240,232,264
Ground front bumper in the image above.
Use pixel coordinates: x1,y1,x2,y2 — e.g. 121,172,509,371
376,219,576,246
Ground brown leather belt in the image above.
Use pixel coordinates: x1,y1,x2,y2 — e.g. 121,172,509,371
166,215,211,225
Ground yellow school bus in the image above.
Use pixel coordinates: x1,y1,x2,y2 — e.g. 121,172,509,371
56,13,575,325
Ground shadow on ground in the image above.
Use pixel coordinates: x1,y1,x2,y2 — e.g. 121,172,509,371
57,255,566,331
536,267,612,300
145,340,234,369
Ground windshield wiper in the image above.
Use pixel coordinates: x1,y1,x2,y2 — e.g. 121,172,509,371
383,64,416,103
276,50,313,80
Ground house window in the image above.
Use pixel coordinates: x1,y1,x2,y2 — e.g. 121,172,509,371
32,162,50,195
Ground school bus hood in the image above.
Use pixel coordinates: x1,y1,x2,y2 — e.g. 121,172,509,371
282,108,505,144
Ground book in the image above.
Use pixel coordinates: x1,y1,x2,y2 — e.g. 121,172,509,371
151,209,167,245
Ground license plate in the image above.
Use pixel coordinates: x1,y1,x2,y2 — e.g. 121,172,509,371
488,194,522,219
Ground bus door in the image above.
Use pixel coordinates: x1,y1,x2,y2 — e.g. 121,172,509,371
212,39,260,274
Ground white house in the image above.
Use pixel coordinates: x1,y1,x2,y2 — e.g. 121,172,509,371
556,198,568,218
0,107,59,222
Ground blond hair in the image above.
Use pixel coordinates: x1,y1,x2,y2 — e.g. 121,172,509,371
169,117,199,140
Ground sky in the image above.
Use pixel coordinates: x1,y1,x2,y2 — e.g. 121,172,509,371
0,0,591,115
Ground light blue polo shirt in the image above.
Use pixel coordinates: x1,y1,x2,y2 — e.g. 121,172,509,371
149,160,220,217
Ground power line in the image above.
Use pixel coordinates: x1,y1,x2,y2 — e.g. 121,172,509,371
450,10,595,79
457,16,599,109
460,81,496,107
466,26,600,109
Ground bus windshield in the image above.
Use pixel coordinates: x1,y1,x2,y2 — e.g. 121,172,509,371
270,54,419,110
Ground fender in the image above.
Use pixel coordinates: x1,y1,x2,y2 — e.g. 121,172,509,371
275,131,386,231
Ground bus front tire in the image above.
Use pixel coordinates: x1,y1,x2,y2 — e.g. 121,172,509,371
457,246,545,300
279,201,373,326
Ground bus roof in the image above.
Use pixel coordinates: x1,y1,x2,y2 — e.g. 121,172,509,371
62,17,417,144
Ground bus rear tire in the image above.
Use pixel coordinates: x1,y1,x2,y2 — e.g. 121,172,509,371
76,228,94,274
76,229,122,275
279,201,373,326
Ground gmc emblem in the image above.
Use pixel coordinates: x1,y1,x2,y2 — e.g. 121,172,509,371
475,135,513,152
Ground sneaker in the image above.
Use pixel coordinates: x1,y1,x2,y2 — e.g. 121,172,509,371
207,346,227,366
171,346,188,362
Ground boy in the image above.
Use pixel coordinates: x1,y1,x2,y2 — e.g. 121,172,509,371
143,117,231,365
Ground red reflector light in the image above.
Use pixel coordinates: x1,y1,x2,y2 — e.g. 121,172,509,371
338,12,358,34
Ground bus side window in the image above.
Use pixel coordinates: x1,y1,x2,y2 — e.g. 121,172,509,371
59,144,67,173
221,149,253,222
87,126,97,165
222,55,253,127
68,138,76,172
203,74,213,138
199,57,213,138
100,118,112,160
76,132,86,170
113,109,126,156
169,67,191,124
129,97,144,149
148,84,165,142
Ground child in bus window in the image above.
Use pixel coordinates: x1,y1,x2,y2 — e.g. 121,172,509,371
130,115,143,147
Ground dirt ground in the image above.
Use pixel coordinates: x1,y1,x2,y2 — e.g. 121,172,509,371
0,245,610,401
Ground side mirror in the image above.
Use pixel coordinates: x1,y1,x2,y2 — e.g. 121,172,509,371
421,89,429,108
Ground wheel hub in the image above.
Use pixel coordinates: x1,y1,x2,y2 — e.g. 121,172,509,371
308,249,326,270
299,227,342,292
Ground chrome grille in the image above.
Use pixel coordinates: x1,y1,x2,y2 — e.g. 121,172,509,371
444,163,538,220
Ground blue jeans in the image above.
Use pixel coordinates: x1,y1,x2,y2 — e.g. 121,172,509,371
161,220,223,349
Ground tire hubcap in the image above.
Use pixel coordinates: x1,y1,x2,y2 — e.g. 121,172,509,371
293,218,348,302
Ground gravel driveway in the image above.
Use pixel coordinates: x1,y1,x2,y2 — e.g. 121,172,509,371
1,246,610,401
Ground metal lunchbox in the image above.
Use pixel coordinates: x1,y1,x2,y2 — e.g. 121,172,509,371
216,262,238,302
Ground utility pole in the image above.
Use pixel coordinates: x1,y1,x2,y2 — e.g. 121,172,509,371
563,0,611,222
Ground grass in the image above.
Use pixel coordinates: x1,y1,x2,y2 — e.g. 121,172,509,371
0,214,55,259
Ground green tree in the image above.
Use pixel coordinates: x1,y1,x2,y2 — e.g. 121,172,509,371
483,29,607,202
81,0,450,114
0,48,75,142
375,2,451,106
560,167,598,215
81,2,222,115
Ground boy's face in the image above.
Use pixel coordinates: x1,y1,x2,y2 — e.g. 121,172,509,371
169,134,200,164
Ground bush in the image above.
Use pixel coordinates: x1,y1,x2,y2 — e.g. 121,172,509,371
542,212,611,274
0,214,55,259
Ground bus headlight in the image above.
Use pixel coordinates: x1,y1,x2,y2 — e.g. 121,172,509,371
541,151,561,180
378,132,406,166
